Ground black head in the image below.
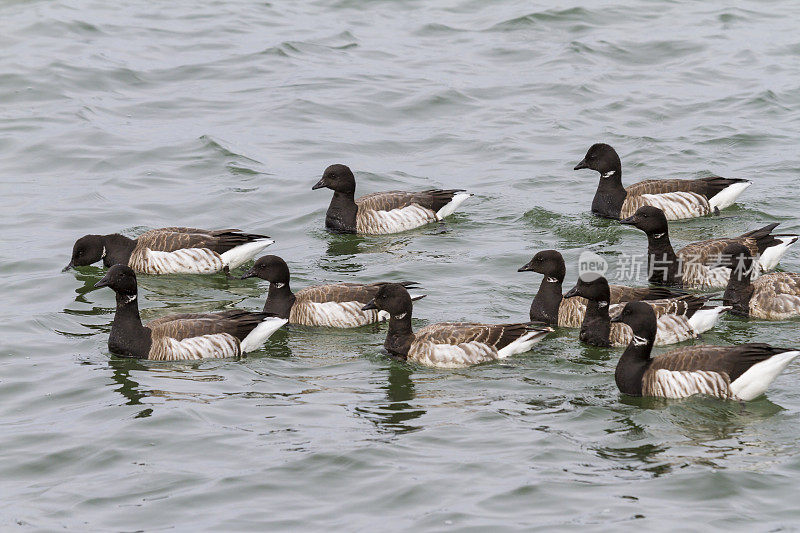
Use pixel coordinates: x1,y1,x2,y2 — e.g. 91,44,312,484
518,250,566,281
574,143,621,175
240,255,291,284
620,206,669,235
312,164,356,194
65,234,105,271
94,264,138,296
610,301,657,339
361,283,412,317
564,275,611,302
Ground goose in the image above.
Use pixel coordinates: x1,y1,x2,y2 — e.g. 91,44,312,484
94,265,287,360
517,250,686,327
713,243,800,319
621,206,798,288
563,275,728,347
361,283,552,368
311,164,472,235
65,227,274,275
240,255,426,328
611,301,799,400
574,143,750,220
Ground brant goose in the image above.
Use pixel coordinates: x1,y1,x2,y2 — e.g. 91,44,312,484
517,250,685,326
94,265,287,360
574,143,750,220
714,243,800,319
563,275,728,347
361,283,552,368
312,164,472,234
240,255,426,328
611,301,798,400
65,227,274,275
621,206,798,288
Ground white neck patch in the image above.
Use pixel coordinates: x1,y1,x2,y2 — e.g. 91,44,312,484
632,334,648,346
273,282,285,289
101,246,107,259
598,301,608,308
545,277,559,283
122,294,137,304
394,312,407,320
653,233,665,239
602,170,616,178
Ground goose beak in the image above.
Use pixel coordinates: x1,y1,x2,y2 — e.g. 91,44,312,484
620,215,637,226
563,286,580,299
62,261,74,272
574,158,588,170
311,178,327,190
517,260,535,272
240,268,257,280
94,273,111,288
361,299,377,311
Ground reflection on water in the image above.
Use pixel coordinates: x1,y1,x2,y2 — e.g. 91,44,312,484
355,361,425,435
107,357,149,409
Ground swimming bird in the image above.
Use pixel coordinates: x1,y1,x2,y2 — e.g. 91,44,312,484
361,283,552,368
563,275,728,347
312,164,472,234
94,265,287,360
574,143,750,220
65,227,274,275
611,301,799,400
240,255,426,328
620,206,798,288
714,243,800,319
517,249,685,326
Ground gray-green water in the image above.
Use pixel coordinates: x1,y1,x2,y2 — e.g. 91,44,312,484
2,0,800,530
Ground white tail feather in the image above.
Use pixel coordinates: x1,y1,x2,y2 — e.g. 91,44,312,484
409,292,426,302
730,350,800,401
220,238,274,270
496,328,552,358
688,306,730,334
435,192,472,220
240,317,287,353
708,181,751,210
758,235,799,272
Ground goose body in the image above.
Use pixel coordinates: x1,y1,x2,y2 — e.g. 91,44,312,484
574,143,750,220
241,255,425,328
312,164,471,235
66,227,274,275
95,265,286,360
621,206,798,288
563,275,727,347
612,301,798,400
518,250,686,327
717,243,800,320
361,283,552,368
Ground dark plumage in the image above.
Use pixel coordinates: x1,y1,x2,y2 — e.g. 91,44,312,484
517,249,685,327
620,206,797,288
65,227,273,275
94,265,286,360
240,255,425,327
361,283,552,368
312,164,471,234
574,143,750,220
610,301,798,400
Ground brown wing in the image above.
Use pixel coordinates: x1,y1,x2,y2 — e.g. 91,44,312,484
679,223,781,264
609,284,685,303
751,273,800,318
415,322,541,351
356,189,465,213
296,281,420,304
626,177,746,199
136,228,269,254
147,310,269,342
646,294,708,318
649,343,787,382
